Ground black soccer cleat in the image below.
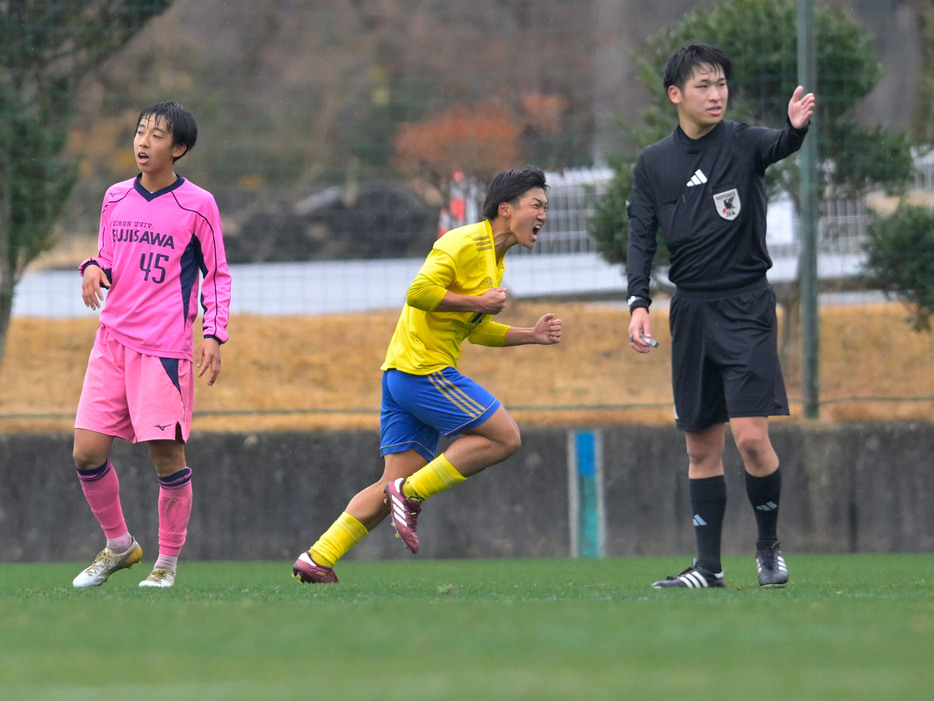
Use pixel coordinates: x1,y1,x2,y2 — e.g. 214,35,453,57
756,541,789,588
652,563,725,589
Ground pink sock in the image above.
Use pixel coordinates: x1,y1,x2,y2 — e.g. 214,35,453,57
157,467,193,557
155,554,179,572
106,532,133,552
76,461,129,540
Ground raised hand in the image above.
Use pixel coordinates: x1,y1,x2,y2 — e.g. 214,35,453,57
788,85,816,129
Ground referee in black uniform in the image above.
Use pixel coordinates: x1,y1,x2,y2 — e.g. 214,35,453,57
626,43,815,589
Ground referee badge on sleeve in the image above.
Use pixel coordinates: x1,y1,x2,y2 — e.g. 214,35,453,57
713,188,740,221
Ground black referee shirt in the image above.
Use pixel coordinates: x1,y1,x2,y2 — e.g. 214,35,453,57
626,119,808,300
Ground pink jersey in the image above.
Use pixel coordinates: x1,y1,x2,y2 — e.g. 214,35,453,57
81,176,231,359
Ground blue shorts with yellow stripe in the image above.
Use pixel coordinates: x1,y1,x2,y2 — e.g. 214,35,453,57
380,367,501,462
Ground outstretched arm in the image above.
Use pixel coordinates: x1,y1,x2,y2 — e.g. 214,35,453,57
788,85,816,129
503,313,562,347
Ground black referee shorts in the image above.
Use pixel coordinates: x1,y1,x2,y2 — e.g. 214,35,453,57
669,278,789,432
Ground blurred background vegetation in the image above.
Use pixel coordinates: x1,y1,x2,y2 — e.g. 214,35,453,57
54,0,933,253
1,0,933,426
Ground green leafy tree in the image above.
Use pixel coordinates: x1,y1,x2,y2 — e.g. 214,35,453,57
589,0,915,368
863,204,934,332
0,0,173,365
862,5,934,330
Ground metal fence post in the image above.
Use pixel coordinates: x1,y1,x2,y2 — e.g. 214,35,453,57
798,0,820,419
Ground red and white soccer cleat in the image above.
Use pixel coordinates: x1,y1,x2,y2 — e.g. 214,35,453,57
292,551,339,584
383,477,421,553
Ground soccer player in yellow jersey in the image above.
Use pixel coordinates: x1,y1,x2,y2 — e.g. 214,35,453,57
293,166,562,583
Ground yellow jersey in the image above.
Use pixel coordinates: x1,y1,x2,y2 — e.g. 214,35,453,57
381,220,511,374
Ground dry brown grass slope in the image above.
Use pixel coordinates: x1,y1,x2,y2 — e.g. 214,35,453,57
1,300,932,435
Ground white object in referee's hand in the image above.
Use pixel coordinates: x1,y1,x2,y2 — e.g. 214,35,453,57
630,333,659,348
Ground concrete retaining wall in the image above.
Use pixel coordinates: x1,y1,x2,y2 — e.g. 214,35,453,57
1,422,932,563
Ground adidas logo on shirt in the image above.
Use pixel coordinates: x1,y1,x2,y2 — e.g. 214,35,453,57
686,169,708,187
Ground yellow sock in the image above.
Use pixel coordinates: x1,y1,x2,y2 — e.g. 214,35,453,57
403,453,466,501
309,511,367,568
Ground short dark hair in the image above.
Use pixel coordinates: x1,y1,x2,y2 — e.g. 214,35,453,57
663,43,732,91
136,101,198,162
482,166,548,221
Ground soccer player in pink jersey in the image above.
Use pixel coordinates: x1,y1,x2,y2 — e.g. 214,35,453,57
71,101,231,589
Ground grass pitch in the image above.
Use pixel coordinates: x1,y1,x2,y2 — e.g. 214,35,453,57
1,555,931,701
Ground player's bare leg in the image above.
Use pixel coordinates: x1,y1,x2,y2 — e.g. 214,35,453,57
349,449,428,531
684,423,726,479
729,416,779,476
441,405,522,478
73,428,116,470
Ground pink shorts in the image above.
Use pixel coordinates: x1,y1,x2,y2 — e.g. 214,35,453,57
75,325,194,443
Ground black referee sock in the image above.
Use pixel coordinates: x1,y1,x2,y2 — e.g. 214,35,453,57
690,475,727,574
745,467,782,550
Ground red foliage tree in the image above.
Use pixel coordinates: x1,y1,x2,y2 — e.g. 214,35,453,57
393,101,522,184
